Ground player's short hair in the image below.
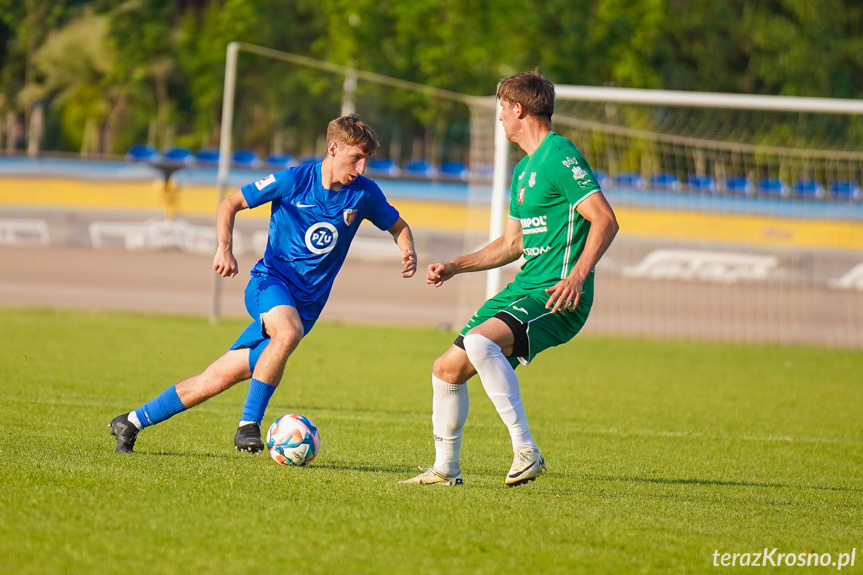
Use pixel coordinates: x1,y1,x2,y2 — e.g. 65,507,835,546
496,71,555,119
327,114,380,156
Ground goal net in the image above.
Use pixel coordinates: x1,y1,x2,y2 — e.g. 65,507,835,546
215,44,862,346
477,85,863,347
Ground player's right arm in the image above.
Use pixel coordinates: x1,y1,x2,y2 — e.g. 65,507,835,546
213,190,249,278
427,218,523,287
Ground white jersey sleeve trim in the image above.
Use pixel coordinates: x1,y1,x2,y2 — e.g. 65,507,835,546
574,188,601,207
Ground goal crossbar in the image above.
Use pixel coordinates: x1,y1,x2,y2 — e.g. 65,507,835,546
554,85,863,115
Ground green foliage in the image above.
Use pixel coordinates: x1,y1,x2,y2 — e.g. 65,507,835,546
742,0,855,97
1,309,861,573
1,0,862,155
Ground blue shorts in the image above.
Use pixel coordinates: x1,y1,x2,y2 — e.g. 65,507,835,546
230,272,318,373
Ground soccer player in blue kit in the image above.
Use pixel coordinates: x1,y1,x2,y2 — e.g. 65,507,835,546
109,114,417,454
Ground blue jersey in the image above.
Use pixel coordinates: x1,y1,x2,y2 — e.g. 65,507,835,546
240,162,399,320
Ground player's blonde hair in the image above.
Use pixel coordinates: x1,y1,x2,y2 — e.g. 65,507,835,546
496,71,555,120
327,113,380,156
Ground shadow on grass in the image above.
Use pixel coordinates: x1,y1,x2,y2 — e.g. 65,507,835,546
142,451,254,459
316,462,415,474
586,473,862,493
135,451,412,474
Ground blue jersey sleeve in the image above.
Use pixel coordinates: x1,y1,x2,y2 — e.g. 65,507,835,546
241,169,300,208
361,178,400,230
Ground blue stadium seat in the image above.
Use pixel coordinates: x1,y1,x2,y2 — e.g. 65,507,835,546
266,153,296,169
592,169,611,188
648,173,681,191
439,161,469,180
403,159,436,179
232,149,260,169
829,181,862,201
687,175,717,192
162,147,193,165
613,172,643,188
757,178,790,197
366,158,400,177
126,144,158,163
791,179,825,199
195,149,220,166
724,176,754,195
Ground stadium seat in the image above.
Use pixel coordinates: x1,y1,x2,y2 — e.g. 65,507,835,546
232,149,260,169
161,147,193,166
592,169,611,188
829,181,863,201
126,144,159,163
195,149,220,166
687,175,717,192
402,159,437,179
724,176,754,195
648,173,681,191
266,153,296,169
613,172,643,188
439,161,469,180
791,179,825,199
366,158,400,177
757,178,790,197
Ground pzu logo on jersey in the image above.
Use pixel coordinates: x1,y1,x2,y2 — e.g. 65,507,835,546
304,222,339,255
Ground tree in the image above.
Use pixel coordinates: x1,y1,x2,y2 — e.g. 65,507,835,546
22,7,120,153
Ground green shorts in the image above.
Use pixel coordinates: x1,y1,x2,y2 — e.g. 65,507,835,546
456,283,592,367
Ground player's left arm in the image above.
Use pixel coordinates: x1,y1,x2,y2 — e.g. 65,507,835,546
387,216,417,278
545,192,619,313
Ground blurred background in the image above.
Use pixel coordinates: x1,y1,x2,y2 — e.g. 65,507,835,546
1,0,862,346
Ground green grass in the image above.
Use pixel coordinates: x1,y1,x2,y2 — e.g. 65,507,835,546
1,308,861,574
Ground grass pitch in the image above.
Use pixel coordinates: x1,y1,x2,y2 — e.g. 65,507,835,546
1,309,861,574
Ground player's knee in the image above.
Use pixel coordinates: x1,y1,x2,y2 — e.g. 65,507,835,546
433,352,473,384
267,329,302,356
462,333,500,362
432,355,449,379
261,315,303,354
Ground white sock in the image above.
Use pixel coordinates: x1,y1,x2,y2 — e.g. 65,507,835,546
127,410,143,430
463,333,536,450
431,375,469,476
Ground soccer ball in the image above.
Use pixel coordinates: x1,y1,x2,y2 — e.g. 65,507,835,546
266,414,321,466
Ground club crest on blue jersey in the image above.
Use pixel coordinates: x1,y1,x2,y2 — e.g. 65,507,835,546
304,222,339,254
343,209,358,225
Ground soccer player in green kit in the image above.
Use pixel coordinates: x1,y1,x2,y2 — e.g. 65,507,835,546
401,71,619,486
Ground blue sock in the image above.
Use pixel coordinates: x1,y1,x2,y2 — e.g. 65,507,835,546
240,378,277,426
134,385,187,428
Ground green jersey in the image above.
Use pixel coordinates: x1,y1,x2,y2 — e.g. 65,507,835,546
508,131,602,304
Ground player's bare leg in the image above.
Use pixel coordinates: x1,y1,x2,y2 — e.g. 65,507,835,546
235,305,304,452
110,349,252,453
252,305,304,384
175,349,253,407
